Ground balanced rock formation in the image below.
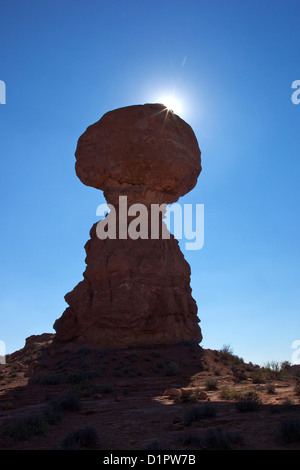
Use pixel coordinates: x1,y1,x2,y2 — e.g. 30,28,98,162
54,103,202,348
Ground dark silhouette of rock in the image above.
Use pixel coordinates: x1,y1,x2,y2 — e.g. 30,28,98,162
54,103,202,348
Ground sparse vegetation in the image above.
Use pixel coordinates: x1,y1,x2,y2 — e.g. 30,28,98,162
2,338,300,451
231,365,247,383
235,391,261,412
56,391,82,412
212,367,221,376
205,377,218,391
200,403,217,418
183,406,202,426
43,402,63,425
75,381,101,398
217,345,247,376
281,398,295,410
5,414,49,441
180,430,202,446
203,427,243,449
219,386,241,401
183,403,217,426
220,344,234,357
264,361,291,380
36,373,66,385
4,390,82,441
294,381,300,396
151,350,161,358
35,369,102,386
125,351,138,362
61,427,98,449
266,383,276,394
251,371,265,384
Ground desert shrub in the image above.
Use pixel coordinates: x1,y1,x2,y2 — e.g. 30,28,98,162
66,370,101,383
281,361,291,373
203,428,243,449
201,403,217,418
4,390,83,441
266,383,276,394
180,431,202,446
61,427,98,449
220,344,233,356
176,389,197,404
121,365,141,377
294,381,300,396
66,371,85,383
219,386,240,401
218,345,246,370
183,406,203,426
151,350,161,358
280,420,300,444
231,366,247,382
43,402,63,425
5,414,48,441
245,362,257,372
36,373,66,385
264,361,290,379
125,352,138,362
205,377,218,391
218,344,234,363
235,391,261,412
56,391,82,412
23,354,34,365
183,403,217,426
251,371,265,384
281,398,295,410
75,381,101,398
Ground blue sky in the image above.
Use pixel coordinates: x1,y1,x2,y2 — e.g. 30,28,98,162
0,0,299,365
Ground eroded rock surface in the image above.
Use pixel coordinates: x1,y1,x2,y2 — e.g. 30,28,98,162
54,103,202,348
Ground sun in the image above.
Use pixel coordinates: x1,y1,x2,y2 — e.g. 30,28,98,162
158,95,183,116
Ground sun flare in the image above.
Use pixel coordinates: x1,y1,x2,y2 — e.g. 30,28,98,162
158,95,183,116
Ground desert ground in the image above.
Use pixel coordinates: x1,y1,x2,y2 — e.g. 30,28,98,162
0,334,300,451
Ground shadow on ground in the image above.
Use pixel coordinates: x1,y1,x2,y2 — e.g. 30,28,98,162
0,334,300,450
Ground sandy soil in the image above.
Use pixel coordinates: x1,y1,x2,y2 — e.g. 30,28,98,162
0,334,300,451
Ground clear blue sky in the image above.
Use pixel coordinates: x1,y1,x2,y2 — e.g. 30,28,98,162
0,0,299,365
